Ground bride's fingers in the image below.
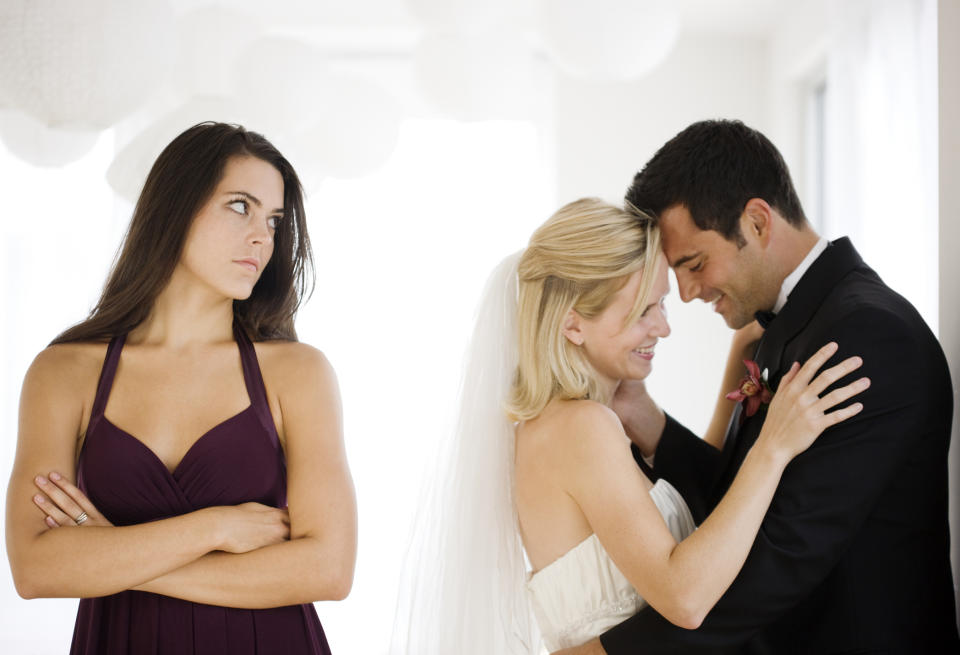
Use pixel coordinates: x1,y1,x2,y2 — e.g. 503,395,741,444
34,475,85,524
48,471,103,521
819,401,864,429
814,377,870,413
44,516,59,529
33,492,74,526
778,361,801,387
806,356,864,398
788,342,839,388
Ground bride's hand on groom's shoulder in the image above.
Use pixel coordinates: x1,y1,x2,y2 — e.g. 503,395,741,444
611,379,665,458
758,342,869,462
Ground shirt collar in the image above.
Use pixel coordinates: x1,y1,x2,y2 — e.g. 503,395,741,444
773,237,829,314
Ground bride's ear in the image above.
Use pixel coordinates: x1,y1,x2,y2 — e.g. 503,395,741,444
562,309,585,346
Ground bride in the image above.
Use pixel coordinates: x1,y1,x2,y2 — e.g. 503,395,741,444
392,198,868,653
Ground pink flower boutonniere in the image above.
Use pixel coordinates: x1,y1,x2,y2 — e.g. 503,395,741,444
726,359,773,417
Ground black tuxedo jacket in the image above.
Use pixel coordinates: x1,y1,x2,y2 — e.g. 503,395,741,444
600,238,959,654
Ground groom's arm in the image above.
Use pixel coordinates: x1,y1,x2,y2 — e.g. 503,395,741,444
601,306,939,654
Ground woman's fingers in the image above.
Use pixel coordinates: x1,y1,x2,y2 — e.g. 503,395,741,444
778,361,801,387
822,402,864,428
47,471,106,523
33,491,74,526
807,356,864,398
45,516,59,529
814,376,871,414
790,342,839,388
33,475,86,525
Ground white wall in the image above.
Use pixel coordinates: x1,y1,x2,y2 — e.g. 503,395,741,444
553,31,769,435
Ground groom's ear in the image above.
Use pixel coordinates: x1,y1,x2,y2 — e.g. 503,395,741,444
741,198,773,248
562,310,585,346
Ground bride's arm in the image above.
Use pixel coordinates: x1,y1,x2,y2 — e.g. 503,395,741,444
702,320,765,449
562,344,866,629
131,344,358,608
6,347,287,599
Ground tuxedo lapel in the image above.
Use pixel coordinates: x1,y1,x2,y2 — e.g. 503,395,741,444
712,238,866,501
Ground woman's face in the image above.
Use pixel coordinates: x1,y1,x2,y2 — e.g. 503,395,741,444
179,156,285,300
571,256,671,387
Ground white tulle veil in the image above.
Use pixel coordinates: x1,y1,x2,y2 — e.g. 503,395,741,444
390,250,541,654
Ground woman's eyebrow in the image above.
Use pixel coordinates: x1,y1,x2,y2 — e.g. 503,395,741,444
225,190,284,214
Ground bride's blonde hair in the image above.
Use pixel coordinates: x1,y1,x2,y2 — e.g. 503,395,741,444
506,198,660,422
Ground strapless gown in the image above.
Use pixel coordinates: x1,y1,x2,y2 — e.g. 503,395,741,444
71,322,331,655
526,479,696,650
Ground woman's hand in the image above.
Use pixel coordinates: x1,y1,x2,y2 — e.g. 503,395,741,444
610,379,665,457
33,472,289,554
33,471,113,529
731,319,765,355
757,342,869,462
209,503,291,554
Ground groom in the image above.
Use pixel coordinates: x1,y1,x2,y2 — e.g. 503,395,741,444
561,120,959,654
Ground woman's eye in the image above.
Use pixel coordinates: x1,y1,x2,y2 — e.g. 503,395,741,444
690,261,703,273
267,216,281,230
228,199,248,214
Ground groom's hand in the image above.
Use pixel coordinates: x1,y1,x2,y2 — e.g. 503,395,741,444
611,379,665,458
552,637,607,655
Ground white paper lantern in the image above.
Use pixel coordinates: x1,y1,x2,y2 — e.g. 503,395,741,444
297,74,402,179
106,96,255,203
231,37,332,139
173,7,263,100
0,0,175,130
414,30,537,121
538,0,679,81
0,109,99,167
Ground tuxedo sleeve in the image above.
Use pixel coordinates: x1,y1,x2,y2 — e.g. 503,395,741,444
630,413,719,524
601,306,938,654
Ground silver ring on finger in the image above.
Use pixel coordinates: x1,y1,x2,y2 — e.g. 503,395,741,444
74,511,89,525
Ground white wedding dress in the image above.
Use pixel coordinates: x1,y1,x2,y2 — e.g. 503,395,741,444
525,479,697,651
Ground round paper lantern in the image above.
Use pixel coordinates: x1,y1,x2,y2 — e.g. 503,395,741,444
538,0,679,81
298,73,402,179
414,30,537,121
0,0,175,130
106,96,255,203
0,108,99,167
173,7,263,100
231,37,331,139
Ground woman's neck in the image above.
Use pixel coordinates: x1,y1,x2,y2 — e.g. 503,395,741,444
128,268,235,348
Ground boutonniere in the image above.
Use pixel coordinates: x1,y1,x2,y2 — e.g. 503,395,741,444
725,359,773,417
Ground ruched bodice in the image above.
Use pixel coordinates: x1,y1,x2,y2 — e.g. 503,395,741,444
70,322,331,655
526,479,696,650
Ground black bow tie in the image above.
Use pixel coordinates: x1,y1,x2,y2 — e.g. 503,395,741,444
755,310,776,329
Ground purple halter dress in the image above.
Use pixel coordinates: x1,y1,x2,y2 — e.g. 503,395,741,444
71,323,332,655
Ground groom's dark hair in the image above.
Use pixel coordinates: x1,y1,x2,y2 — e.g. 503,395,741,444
625,119,807,245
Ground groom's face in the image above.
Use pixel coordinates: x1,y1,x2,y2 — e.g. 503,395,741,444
658,204,773,329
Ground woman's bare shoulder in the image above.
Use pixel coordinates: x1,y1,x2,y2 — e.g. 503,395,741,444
520,399,629,465
25,342,108,390
253,340,337,392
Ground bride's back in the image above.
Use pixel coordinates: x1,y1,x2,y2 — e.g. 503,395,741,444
515,398,646,572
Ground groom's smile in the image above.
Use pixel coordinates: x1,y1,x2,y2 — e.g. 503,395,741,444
658,203,776,329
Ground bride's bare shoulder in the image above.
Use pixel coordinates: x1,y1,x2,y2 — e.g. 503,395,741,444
518,399,629,466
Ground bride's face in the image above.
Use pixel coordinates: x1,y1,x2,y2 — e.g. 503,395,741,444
569,257,671,387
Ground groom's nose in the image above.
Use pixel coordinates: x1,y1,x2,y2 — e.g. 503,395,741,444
675,271,700,303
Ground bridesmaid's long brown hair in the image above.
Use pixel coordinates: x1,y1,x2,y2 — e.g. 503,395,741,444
52,122,314,344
